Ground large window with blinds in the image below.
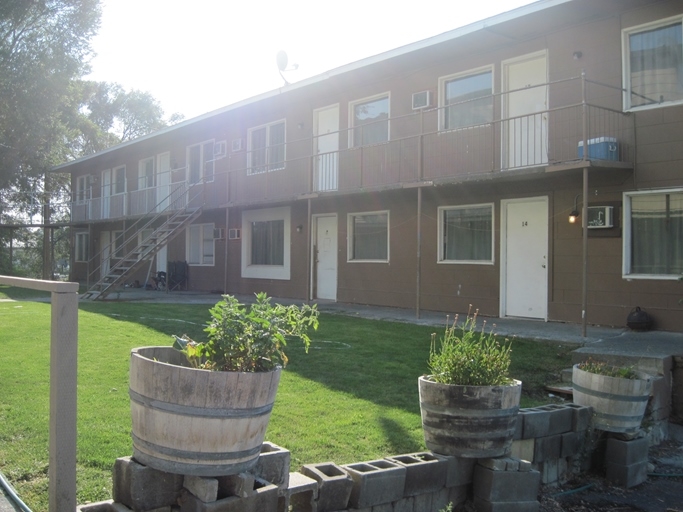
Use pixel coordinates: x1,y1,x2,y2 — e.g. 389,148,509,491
348,211,389,262
438,204,494,264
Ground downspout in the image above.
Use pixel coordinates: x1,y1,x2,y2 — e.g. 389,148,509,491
416,108,424,319
307,198,312,303
581,71,588,338
224,207,229,294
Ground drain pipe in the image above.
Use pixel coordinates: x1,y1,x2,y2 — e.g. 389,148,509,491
0,471,32,512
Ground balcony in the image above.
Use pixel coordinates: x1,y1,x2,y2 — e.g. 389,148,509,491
70,75,634,222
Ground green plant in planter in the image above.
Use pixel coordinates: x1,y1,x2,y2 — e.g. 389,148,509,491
428,306,512,386
174,292,319,372
576,358,638,379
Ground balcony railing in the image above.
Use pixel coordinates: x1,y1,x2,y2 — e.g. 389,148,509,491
70,74,635,222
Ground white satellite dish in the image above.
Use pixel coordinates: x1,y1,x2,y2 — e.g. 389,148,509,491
276,50,298,85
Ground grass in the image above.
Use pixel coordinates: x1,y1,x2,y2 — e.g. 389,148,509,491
0,292,574,511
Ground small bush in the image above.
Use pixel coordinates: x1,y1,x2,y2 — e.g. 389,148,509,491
577,358,638,379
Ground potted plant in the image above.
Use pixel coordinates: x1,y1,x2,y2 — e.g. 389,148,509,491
129,292,319,476
418,306,521,458
572,358,652,433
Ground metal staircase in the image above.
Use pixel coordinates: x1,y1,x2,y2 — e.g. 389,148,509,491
81,183,203,301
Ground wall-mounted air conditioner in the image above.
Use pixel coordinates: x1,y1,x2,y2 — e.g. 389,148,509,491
412,91,431,110
213,228,225,240
228,228,241,240
231,138,244,152
587,206,614,229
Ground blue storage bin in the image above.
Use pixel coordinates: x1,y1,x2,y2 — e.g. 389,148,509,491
577,137,618,161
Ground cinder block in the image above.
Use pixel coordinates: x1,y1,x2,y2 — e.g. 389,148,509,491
510,439,534,462
478,458,508,471
184,476,219,503
343,459,406,508
369,503,392,512
513,412,525,440
566,403,592,432
536,404,574,435
77,501,131,512
392,496,414,512
521,408,550,439
472,465,540,502
606,437,648,466
518,460,532,472
217,473,255,499
113,456,184,511
539,459,559,485
285,472,318,512
301,462,352,512
647,375,670,414
251,442,290,491
561,432,580,458
473,497,540,512
448,484,470,507
432,487,451,511
444,456,476,487
606,461,648,488
558,457,569,485
412,492,433,512
386,452,447,497
533,435,561,463
179,480,278,512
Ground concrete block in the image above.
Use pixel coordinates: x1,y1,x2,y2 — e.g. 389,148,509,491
647,375,670,414
432,487,451,511
113,456,184,511
412,492,433,512
391,496,414,512
179,480,278,512
371,503,393,512
532,435,561,463
605,437,648,466
343,459,406,508
444,456,476,487
518,460,532,472
386,452,447,497
539,459,559,485
521,408,550,439
510,439,534,462
251,442,290,491
184,476,219,503
606,461,648,488
301,462,352,512
473,497,540,512
560,432,580,458
558,457,569,485
505,458,520,471
513,412,524,440
77,501,127,512
535,404,574,436
216,473,255,499
565,403,592,432
286,472,318,512
472,465,540,502
448,484,470,507
478,458,508,471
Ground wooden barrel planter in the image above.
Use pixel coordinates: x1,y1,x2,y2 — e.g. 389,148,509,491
572,364,652,433
418,376,522,458
129,346,281,476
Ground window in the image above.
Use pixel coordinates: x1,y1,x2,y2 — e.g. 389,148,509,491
348,211,389,262
187,223,215,266
350,94,389,147
624,190,683,278
112,230,124,259
248,121,285,174
75,233,89,262
623,17,683,110
138,157,155,189
241,207,291,280
438,204,494,264
113,166,126,194
440,68,493,130
187,140,215,184
75,175,89,203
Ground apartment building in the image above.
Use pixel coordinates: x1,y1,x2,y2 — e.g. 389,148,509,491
54,0,683,331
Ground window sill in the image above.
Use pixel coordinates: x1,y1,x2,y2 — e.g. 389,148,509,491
622,274,682,281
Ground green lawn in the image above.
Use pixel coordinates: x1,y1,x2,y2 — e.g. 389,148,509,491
0,292,573,511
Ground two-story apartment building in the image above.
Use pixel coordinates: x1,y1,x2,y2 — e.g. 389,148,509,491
54,0,683,331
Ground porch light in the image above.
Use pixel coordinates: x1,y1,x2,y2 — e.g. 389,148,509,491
568,194,581,223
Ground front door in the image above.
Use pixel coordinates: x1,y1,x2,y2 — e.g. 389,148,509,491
314,105,339,191
501,197,548,319
314,215,337,300
503,52,548,168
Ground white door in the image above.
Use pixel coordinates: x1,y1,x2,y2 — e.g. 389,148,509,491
100,230,111,277
314,215,337,300
501,197,548,319
157,152,171,211
503,52,548,168
102,169,111,218
314,105,339,191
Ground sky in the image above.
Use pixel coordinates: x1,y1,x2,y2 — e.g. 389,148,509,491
86,0,539,121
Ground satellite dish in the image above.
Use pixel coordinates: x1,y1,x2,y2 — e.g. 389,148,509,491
276,51,288,72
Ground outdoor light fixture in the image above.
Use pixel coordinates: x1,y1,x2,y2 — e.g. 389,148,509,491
569,194,581,223
296,224,303,233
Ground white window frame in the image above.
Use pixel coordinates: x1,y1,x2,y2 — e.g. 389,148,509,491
75,175,89,204
75,232,89,262
241,207,291,280
622,15,683,111
187,140,215,184
247,120,286,175
623,188,683,280
348,93,390,148
138,157,155,189
438,66,494,131
186,223,215,266
112,165,126,195
437,203,495,265
347,210,390,263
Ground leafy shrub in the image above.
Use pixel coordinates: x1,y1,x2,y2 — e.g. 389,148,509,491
576,358,638,379
428,306,512,386
174,292,319,372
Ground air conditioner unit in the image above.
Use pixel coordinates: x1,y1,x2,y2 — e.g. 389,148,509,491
587,206,614,229
231,138,244,152
213,228,225,240
214,141,227,158
87,175,96,186
228,228,241,240
412,91,431,110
